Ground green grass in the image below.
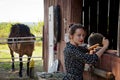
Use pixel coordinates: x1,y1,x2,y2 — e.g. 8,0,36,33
0,60,43,71
0,41,43,62
0,44,11,61
0,42,43,74
0,60,43,79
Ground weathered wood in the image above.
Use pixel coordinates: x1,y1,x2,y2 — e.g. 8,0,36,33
43,0,49,72
117,0,120,56
93,68,115,79
44,1,120,80
70,0,83,23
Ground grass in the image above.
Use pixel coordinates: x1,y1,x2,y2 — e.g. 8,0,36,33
0,44,11,61
0,41,43,62
0,60,43,72
0,60,43,79
0,42,43,79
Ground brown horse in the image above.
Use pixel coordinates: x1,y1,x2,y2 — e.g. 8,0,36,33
8,23,35,77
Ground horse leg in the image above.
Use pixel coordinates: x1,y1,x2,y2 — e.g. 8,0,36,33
27,56,31,76
10,48,15,71
19,56,23,77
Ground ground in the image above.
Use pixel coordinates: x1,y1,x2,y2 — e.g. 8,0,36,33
0,44,43,80
0,60,43,80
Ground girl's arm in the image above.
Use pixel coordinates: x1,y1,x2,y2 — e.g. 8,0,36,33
95,38,109,58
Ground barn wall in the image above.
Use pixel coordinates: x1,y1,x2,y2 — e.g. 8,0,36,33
43,0,120,80
43,0,83,71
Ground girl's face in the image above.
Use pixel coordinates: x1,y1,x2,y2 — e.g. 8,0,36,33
70,28,86,46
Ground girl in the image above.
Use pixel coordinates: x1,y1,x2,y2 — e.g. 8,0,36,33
63,24,109,80
88,33,117,54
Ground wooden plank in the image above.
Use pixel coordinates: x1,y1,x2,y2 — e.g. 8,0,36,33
98,0,108,36
98,54,112,71
70,0,83,23
58,0,68,71
93,68,114,79
111,61,120,80
109,0,119,49
48,6,55,72
117,0,120,56
43,0,49,72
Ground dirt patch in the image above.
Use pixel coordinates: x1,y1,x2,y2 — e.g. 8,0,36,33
0,71,36,80
0,60,43,80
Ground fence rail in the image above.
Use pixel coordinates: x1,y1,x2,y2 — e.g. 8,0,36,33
0,59,42,63
0,56,43,62
0,56,42,59
0,36,43,63
0,37,42,44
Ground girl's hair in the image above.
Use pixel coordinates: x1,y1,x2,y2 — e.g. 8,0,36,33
69,24,86,35
88,33,104,46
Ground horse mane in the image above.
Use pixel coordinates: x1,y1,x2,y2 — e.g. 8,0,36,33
9,23,31,37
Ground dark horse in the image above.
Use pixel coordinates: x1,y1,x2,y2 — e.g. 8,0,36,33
8,23,35,77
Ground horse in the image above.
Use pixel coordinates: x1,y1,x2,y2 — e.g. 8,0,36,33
8,23,35,77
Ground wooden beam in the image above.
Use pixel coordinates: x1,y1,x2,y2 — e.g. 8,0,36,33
117,1,120,56
93,68,115,79
43,0,49,72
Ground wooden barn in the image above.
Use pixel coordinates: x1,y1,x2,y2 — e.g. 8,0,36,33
43,0,120,80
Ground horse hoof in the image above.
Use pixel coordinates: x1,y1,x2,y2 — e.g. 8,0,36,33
11,69,15,72
19,74,23,77
27,73,30,77
19,73,23,77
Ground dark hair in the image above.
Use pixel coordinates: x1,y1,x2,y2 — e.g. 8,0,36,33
69,24,86,35
88,33,104,46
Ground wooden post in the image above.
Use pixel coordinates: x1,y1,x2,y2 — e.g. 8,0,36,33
117,1,120,56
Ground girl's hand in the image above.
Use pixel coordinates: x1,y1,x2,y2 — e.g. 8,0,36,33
88,44,99,51
89,50,94,54
102,38,109,49
89,47,101,54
